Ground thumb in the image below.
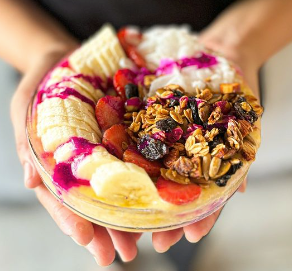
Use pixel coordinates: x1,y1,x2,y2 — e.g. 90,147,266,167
11,71,42,189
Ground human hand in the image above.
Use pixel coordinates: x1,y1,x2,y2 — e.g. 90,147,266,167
10,49,141,266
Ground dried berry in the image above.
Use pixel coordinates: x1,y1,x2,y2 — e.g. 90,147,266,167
208,134,223,150
137,135,169,161
168,98,179,107
125,83,139,99
173,89,184,97
156,117,177,132
234,97,258,123
215,160,242,187
188,97,203,125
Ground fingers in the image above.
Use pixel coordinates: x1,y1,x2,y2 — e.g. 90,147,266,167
35,184,94,246
86,225,116,266
238,177,247,193
184,207,223,243
152,228,184,253
107,229,138,262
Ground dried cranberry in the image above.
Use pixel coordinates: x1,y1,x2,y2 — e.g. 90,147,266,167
156,117,177,132
125,83,139,99
137,135,169,161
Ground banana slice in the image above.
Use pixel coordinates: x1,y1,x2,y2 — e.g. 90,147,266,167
71,146,119,180
90,162,160,207
41,126,100,152
54,142,76,163
45,67,76,88
69,24,126,78
37,115,99,137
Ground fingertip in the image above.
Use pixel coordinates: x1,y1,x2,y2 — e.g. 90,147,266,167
238,178,247,193
70,221,95,246
23,161,41,189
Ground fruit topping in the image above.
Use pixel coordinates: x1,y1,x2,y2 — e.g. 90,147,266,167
156,117,177,132
188,97,203,125
123,148,162,177
102,124,130,159
125,83,139,99
137,135,169,161
113,69,135,100
220,83,241,94
125,97,142,112
234,97,258,123
95,96,125,131
156,176,201,205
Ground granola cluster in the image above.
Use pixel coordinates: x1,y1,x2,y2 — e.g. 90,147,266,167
125,83,263,187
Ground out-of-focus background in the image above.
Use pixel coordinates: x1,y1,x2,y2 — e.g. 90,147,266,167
0,43,292,271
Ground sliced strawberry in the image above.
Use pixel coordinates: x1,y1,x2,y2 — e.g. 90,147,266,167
156,177,201,205
123,148,162,177
113,69,135,100
102,124,130,159
117,28,146,68
95,96,124,131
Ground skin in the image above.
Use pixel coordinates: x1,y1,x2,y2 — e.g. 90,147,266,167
1,0,292,266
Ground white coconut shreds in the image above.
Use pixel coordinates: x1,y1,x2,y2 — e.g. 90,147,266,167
136,26,238,96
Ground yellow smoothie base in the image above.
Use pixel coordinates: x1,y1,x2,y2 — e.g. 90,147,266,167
27,80,261,232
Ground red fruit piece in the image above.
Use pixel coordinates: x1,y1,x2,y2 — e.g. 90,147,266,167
95,96,124,131
113,69,135,100
117,28,146,68
102,124,130,159
123,148,162,177
156,177,201,205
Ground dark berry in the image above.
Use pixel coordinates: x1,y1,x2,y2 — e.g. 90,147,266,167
173,90,184,97
156,117,177,132
125,83,139,99
188,97,203,125
208,134,224,150
168,98,180,107
215,161,243,187
137,135,169,161
234,100,258,124
215,175,231,187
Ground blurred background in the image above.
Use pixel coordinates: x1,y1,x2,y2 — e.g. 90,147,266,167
0,42,292,271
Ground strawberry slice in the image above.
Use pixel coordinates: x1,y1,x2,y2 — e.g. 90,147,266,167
156,177,201,205
113,69,135,100
95,96,124,131
102,124,130,159
123,148,162,177
117,28,146,68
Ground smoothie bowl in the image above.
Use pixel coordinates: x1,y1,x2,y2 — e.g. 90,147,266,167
26,25,263,232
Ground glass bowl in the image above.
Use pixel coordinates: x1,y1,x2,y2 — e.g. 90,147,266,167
26,94,249,232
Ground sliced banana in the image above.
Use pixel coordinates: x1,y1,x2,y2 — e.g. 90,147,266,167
90,162,160,207
54,142,76,163
44,67,76,88
41,126,100,153
72,146,119,180
69,24,126,78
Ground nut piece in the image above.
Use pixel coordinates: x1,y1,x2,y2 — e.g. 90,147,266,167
163,148,180,168
211,143,227,158
198,102,211,123
190,156,203,178
202,153,211,180
213,161,231,178
208,106,222,125
209,156,222,178
172,156,194,177
241,139,256,161
226,119,243,150
197,88,213,100
205,128,219,142
160,168,190,185
238,119,253,138
222,148,237,160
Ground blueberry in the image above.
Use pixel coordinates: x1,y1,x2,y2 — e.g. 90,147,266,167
156,117,177,132
125,83,139,99
137,135,169,161
234,100,258,124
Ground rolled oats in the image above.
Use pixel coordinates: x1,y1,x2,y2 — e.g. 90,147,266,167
209,156,222,178
205,128,219,142
170,111,184,124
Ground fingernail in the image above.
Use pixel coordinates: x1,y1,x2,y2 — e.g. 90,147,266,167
24,162,33,185
94,257,100,266
155,246,170,253
71,236,82,246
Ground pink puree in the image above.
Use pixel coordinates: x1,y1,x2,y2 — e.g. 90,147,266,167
52,137,103,191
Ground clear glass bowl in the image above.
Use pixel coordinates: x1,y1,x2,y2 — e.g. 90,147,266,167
27,94,248,232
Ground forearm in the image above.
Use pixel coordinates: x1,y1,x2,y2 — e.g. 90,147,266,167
0,0,78,73
201,0,292,69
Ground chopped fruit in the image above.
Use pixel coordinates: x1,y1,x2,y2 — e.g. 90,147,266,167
125,97,142,112
102,124,130,159
117,28,146,68
113,69,135,100
125,83,139,99
156,177,201,205
220,83,241,94
123,148,162,177
95,96,124,131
